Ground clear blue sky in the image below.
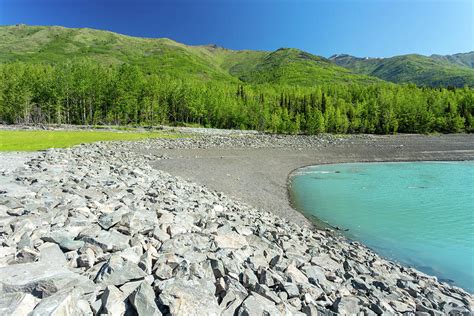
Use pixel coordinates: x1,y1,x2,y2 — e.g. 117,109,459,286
1,0,472,57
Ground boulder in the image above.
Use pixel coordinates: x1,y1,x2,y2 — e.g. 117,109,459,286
38,242,67,266
80,229,130,252
159,278,219,315
101,285,127,315
215,232,248,249
237,293,280,316
332,296,361,314
30,290,83,316
129,281,161,316
0,262,93,297
0,292,39,316
95,256,147,286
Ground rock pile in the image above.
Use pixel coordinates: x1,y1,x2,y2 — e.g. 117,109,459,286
138,133,377,150
0,140,472,315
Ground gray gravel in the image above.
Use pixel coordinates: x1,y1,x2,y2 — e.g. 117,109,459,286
135,133,474,227
0,134,473,315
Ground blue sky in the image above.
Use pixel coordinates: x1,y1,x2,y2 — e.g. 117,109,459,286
0,0,472,57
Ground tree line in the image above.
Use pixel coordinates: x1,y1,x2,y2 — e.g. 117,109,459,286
0,60,472,134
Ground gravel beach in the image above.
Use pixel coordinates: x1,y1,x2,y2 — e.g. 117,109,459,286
137,133,474,227
0,131,473,315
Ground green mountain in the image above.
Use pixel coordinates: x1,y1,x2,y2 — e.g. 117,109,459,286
0,24,378,86
430,52,474,69
329,53,474,87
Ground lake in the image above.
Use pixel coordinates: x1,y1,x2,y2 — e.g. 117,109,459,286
289,161,474,292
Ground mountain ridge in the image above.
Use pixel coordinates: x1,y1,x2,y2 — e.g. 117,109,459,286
1,24,473,87
329,52,474,87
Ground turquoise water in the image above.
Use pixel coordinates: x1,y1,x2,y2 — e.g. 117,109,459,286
290,161,474,292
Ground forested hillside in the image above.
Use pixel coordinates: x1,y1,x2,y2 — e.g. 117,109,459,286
1,61,472,134
330,53,474,87
0,25,473,134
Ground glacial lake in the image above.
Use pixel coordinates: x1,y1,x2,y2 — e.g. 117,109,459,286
289,161,474,292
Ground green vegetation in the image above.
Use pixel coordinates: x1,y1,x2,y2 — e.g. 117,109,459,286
0,25,380,86
235,48,379,86
0,25,473,135
330,53,474,87
0,130,181,151
1,61,472,134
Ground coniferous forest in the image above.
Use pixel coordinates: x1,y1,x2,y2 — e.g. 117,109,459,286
0,60,473,134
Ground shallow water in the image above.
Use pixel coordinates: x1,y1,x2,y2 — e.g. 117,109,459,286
290,161,474,292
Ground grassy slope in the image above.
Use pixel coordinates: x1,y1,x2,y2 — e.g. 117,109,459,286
0,130,182,151
330,53,474,87
0,24,379,86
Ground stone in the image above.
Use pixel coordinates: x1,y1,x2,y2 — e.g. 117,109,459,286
332,296,361,314
30,290,82,316
390,300,413,313
154,262,174,280
210,258,226,278
138,250,153,274
15,247,40,264
101,285,126,315
118,210,158,236
77,248,95,269
241,268,258,289
301,303,319,316
0,292,39,316
152,227,170,242
351,277,370,292
282,281,300,298
38,242,67,266
215,232,249,249
98,207,128,229
59,239,85,251
80,229,130,252
301,265,330,289
254,283,282,304
95,256,148,286
237,293,280,316
120,246,143,264
285,264,308,284
0,262,93,298
258,268,276,287
159,278,219,315
129,281,162,316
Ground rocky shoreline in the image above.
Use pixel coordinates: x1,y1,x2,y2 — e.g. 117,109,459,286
0,134,473,315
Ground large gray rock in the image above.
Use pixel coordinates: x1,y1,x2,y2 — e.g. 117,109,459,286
237,293,280,316
0,262,94,297
101,285,126,315
285,264,308,284
95,256,147,286
159,278,219,315
332,296,361,314
0,292,39,316
98,207,129,230
80,229,130,252
30,290,84,316
215,232,249,249
38,242,67,266
129,281,161,316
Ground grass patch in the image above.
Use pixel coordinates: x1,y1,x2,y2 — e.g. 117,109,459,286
0,130,183,151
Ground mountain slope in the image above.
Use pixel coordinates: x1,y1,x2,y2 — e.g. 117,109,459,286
430,52,474,69
234,48,379,85
0,24,379,86
330,53,474,87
